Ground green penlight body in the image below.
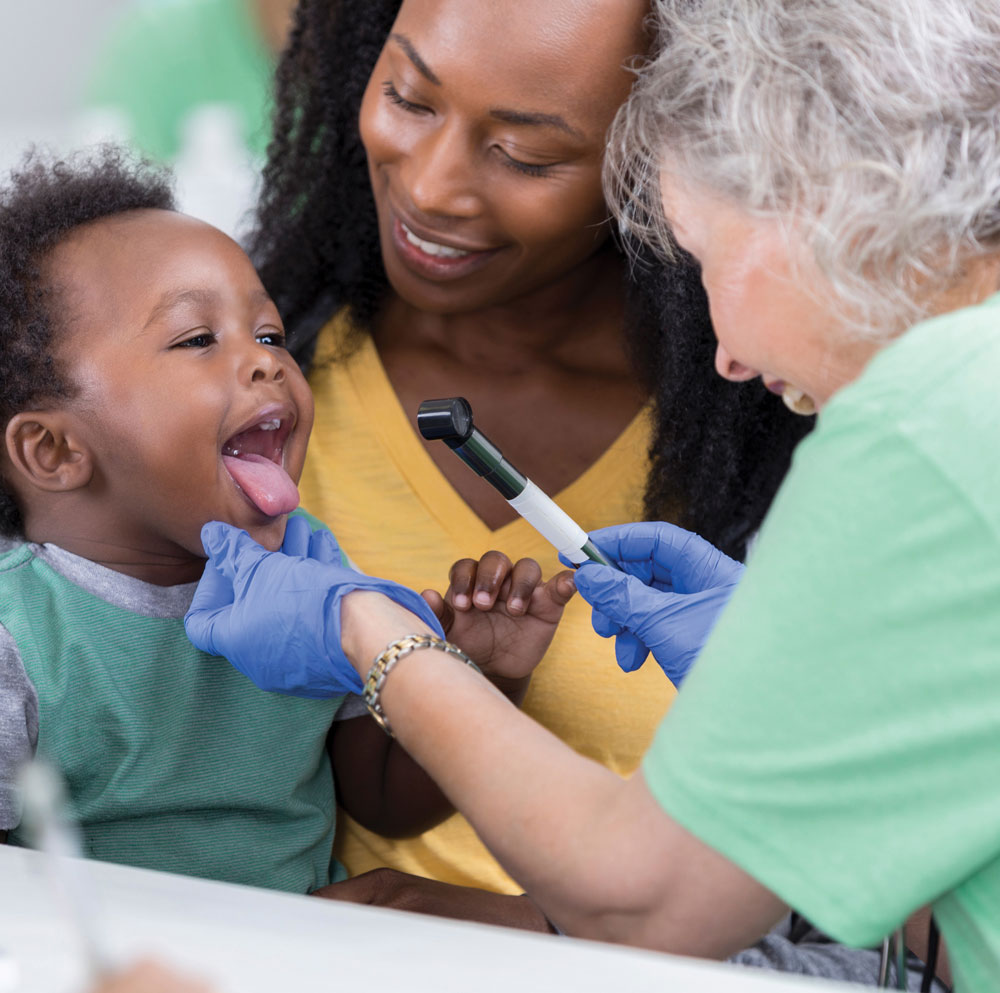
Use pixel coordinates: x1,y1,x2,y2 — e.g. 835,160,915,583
416,397,622,571
452,431,527,500
581,539,616,569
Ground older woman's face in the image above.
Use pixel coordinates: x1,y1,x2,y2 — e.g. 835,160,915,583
358,0,648,315
660,175,879,411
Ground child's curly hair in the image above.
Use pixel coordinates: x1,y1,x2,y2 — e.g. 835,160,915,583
0,145,174,537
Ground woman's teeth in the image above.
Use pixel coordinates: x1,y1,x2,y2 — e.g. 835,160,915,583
402,223,472,259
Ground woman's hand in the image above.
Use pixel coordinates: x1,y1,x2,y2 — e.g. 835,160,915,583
311,868,556,934
570,522,744,686
184,521,443,697
422,551,575,683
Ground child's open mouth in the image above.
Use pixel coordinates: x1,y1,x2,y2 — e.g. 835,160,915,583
221,409,300,517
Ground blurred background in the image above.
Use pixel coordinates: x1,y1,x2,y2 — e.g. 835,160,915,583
1,0,294,241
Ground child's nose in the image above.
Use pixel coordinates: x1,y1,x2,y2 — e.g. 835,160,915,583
247,343,285,383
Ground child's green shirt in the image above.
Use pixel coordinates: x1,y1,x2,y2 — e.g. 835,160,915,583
0,536,355,892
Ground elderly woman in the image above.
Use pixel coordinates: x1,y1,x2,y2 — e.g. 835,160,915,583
186,0,999,988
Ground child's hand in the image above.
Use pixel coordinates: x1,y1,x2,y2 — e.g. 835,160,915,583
421,551,575,683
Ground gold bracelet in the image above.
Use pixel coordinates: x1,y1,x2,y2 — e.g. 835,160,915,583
363,634,481,737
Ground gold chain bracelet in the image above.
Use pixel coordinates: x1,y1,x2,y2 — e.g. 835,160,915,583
363,634,481,737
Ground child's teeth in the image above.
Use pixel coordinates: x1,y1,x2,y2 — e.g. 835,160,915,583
260,419,280,431
402,223,472,259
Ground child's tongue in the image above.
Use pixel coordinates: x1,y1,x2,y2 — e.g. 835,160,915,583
223,454,300,517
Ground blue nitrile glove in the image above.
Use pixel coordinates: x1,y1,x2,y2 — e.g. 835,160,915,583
184,521,445,698
565,522,744,685
278,513,343,563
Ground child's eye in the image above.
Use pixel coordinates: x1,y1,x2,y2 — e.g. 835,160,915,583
256,326,287,348
175,330,217,348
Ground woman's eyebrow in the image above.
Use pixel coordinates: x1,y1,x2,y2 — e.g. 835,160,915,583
390,33,441,86
488,108,584,141
388,32,583,140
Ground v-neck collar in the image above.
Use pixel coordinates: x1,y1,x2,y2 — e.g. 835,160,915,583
345,333,650,545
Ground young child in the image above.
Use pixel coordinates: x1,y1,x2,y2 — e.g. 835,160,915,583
0,147,573,892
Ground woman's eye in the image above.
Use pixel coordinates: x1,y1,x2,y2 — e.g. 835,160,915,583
175,330,216,348
382,80,431,115
496,148,557,178
256,327,287,348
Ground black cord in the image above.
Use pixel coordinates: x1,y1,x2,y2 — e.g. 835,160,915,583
921,917,941,992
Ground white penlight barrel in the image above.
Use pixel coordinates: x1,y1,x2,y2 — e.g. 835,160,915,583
416,396,618,569
508,481,615,567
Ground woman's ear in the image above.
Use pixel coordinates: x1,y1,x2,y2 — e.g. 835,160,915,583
4,412,93,493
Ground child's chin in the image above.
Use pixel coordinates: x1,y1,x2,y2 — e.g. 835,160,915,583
245,516,289,553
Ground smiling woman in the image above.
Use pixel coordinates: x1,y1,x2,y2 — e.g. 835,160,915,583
251,0,812,899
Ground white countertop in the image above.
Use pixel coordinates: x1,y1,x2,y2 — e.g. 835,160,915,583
0,845,858,993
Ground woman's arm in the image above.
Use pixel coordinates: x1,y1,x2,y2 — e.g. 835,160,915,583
331,551,574,838
339,590,787,957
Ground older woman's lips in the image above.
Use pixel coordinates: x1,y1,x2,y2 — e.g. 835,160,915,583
764,379,786,396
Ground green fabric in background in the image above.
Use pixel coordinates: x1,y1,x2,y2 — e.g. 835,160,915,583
86,0,274,162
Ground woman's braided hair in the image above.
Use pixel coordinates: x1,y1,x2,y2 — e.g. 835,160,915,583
251,0,813,559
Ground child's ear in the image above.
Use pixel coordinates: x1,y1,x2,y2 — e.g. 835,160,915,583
4,412,93,493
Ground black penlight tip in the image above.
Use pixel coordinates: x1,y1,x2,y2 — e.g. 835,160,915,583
417,397,474,443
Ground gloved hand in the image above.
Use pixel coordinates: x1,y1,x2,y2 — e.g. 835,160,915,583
184,520,445,698
278,513,343,564
567,522,744,685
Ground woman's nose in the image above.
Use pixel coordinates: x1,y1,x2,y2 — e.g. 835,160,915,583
403,123,481,219
714,343,758,382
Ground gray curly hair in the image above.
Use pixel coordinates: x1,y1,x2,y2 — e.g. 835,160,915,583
606,0,1000,338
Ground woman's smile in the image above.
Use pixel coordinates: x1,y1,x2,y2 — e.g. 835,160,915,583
389,214,503,282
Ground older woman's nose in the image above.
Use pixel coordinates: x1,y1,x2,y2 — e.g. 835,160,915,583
714,343,758,382
404,123,481,219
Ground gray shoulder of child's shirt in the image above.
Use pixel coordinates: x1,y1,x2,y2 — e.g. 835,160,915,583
0,622,39,830
334,693,369,721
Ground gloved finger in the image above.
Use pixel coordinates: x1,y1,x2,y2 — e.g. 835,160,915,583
590,605,623,639
308,526,342,565
557,552,577,571
614,631,648,673
587,522,741,591
188,556,235,616
585,523,682,586
574,561,681,636
504,557,542,616
184,559,234,656
200,522,271,586
655,529,742,593
279,514,313,558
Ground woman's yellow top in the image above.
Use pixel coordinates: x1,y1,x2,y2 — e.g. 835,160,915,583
300,315,675,893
